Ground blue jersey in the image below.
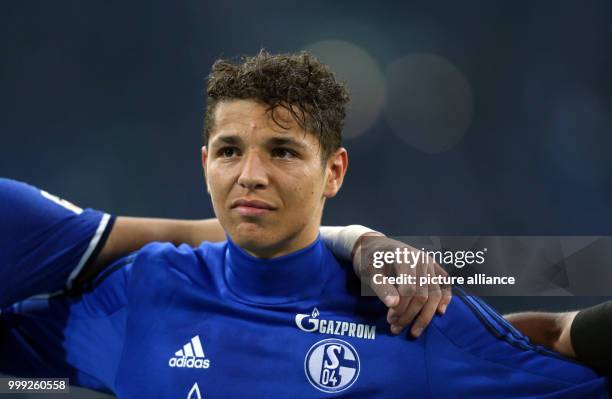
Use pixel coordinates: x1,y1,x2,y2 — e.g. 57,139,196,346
1,234,609,398
0,178,113,308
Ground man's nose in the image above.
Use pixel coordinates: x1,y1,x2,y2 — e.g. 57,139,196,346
237,151,268,190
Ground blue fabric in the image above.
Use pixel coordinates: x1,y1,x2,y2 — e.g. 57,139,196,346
0,178,111,308
1,236,609,398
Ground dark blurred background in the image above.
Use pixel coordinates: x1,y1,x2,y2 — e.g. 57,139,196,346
1,1,611,397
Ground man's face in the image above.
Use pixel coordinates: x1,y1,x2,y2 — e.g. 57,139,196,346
202,99,347,258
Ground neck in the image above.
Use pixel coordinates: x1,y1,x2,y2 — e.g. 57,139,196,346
243,238,315,259
237,224,321,259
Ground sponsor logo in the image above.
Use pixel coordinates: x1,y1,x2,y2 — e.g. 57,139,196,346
295,308,376,340
169,335,211,369
305,338,360,393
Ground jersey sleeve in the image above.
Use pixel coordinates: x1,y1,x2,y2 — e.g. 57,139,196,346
0,254,135,394
570,300,612,375
0,178,115,308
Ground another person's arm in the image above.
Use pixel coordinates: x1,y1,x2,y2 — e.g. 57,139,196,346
505,301,612,374
74,217,225,285
0,179,226,305
0,178,114,308
504,311,577,356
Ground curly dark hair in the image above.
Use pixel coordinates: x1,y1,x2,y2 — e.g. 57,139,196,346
204,50,350,160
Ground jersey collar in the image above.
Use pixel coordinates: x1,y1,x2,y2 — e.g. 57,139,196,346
224,234,328,304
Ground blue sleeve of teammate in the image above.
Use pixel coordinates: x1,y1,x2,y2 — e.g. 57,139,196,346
0,178,115,308
0,254,134,394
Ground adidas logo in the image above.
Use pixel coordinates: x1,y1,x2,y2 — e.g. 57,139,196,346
168,335,211,369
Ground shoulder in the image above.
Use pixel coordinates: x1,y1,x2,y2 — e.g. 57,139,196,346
319,246,373,303
133,240,228,267
127,241,200,277
117,240,228,291
95,240,228,281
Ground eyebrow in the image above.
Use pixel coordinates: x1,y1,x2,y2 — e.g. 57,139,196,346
267,137,307,150
211,134,307,150
211,135,243,146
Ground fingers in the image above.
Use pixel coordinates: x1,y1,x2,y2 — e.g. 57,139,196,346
408,265,442,337
410,285,441,337
390,284,442,337
389,263,427,333
389,257,448,336
354,235,451,337
386,259,417,324
437,282,452,314
387,295,410,325
391,294,428,334
364,258,401,308
435,263,452,314
371,282,400,308
389,253,425,325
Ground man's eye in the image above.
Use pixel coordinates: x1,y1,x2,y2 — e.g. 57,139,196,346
272,148,297,159
218,147,239,158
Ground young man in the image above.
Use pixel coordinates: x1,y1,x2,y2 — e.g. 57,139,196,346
1,51,609,398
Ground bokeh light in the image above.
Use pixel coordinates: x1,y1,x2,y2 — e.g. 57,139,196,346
384,53,473,153
304,40,385,139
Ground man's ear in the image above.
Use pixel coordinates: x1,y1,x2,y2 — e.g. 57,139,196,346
201,146,210,194
323,147,348,199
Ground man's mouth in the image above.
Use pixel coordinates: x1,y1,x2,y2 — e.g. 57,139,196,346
231,199,276,216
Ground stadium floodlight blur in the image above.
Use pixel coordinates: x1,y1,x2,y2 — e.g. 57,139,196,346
384,53,473,154
305,40,385,139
